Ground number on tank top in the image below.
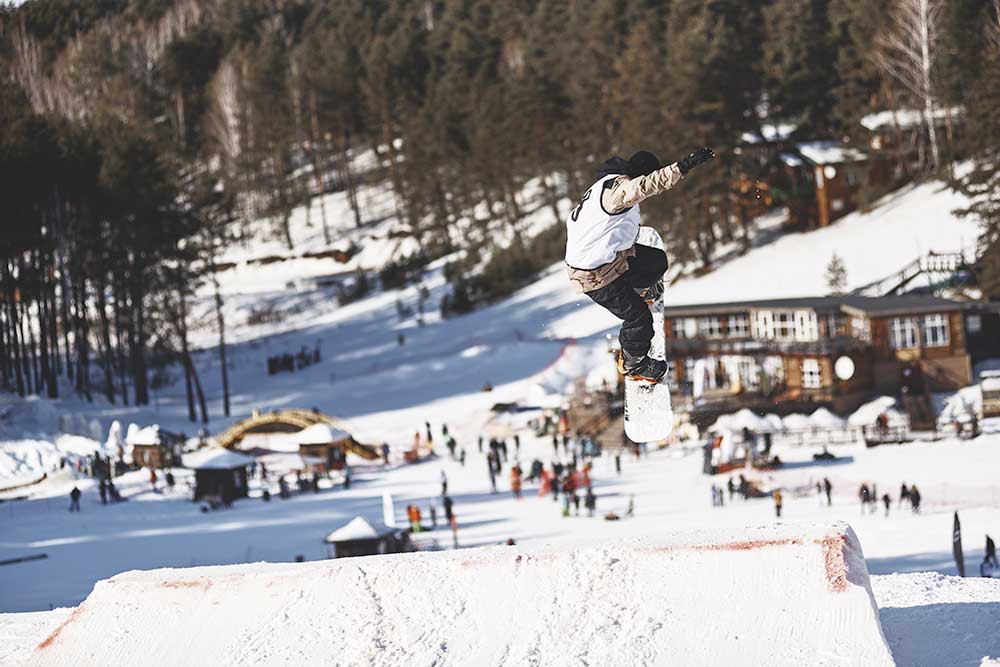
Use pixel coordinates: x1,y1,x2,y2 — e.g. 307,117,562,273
570,188,592,222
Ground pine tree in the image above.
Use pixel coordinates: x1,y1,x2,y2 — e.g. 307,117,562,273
953,4,1000,299
826,253,849,294
764,0,839,137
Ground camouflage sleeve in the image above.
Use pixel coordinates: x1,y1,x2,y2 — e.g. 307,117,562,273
601,163,685,214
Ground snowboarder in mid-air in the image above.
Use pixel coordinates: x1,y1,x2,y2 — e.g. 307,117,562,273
564,147,715,381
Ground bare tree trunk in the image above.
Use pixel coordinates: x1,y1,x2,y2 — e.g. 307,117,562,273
307,91,331,244
211,263,231,418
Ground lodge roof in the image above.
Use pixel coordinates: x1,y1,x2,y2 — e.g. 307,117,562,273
664,294,969,318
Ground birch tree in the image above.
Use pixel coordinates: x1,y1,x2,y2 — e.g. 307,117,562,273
875,0,944,172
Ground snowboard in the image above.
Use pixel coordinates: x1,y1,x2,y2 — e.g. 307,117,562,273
623,227,674,443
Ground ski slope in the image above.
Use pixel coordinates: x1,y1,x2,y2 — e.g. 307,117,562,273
23,523,893,667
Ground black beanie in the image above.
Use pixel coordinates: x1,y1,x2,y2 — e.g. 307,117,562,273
626,151,661,178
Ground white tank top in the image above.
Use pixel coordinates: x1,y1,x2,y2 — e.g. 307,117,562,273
564,175,642,270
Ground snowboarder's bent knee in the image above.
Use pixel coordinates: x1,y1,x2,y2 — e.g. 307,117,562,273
564,147,714,381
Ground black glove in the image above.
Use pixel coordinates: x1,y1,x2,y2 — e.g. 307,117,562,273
677,147,715,175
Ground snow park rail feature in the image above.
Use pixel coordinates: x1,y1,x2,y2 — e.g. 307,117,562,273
28,522,892,666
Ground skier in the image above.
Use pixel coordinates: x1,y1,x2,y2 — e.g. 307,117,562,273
564,148,715,382
69,486,82,512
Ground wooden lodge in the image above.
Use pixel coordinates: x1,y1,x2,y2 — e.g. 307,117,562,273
774,142,877,229
663,295,992,422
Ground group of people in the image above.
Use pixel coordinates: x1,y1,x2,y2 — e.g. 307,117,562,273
266,344,321,376
857,482,921,516
409,494,456,533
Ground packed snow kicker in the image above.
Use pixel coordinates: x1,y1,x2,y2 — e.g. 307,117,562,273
27,523,893,667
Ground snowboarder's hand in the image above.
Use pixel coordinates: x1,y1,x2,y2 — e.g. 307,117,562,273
677,147,715,175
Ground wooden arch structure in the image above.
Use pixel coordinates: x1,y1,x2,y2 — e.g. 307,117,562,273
217,408,379,460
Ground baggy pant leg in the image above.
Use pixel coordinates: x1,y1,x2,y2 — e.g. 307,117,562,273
586,276,653,359
621,245,667,290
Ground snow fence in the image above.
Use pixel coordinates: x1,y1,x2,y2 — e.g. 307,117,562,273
31,522,892,666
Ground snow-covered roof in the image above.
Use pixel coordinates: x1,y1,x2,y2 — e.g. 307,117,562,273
296,423,351,445
740,123,797,144
795,141,867,165
182,447,254,470
848,396,899,427
860,107,961,132
778,153,804,167
324,516,393,543
127,425,162,446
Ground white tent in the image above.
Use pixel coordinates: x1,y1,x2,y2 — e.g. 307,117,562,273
296,423,351,445
809,408,846,429
782,413,813,431
763,414,785,432
707,409,771,434
182,447,254,470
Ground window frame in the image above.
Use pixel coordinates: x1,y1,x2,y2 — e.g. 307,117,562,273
802,358,822,389
922,314,950,348
889,317,920,350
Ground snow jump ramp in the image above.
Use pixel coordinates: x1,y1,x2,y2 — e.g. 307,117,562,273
32,522,892,666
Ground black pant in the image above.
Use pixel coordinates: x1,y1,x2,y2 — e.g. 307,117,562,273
586,245,667,358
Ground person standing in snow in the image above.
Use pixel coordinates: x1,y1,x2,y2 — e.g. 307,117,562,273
910,485,922,513
429,504,437,529
823,477,833,506
381,442,391,465
773,489,783,518
585,487,597,517
899,483,911,509
149,467,158,493
510,464,522,499
881,493,891,517
98,478,108,505
565,148,714,381
166,470,176,493
440,470,448,496
69,486,82,512
727,477,735,501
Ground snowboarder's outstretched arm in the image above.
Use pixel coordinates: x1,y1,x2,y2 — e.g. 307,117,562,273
602,147,715,214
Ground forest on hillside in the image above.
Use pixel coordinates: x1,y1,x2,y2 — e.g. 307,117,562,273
0,0,998,420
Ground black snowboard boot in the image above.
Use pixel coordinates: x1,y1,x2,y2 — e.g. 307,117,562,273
617,350,667,383
634,281,664,305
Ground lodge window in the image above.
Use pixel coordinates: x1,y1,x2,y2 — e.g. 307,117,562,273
831,199,844,211
674,318,698,339
729,314,750,338
846,169,862,186
794,310,819,342
754,311,774,339
967,314,982,334
825,313,842,338
698,317,724,338
923,314,950,347
774,312,795,340
889,317,919,349
802,359,821,389
851,316,871,342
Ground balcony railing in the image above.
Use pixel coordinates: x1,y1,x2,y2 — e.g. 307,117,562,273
665,335,866,357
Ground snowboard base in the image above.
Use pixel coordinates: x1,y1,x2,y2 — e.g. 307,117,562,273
623,227,673,443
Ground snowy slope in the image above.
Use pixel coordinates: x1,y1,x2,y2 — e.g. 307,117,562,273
665,178,978,306
25,522,893,667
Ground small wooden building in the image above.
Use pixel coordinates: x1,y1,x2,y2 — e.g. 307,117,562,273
776,142,873,229
128,425,184,469
182,448,254,503
323,517,413,559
